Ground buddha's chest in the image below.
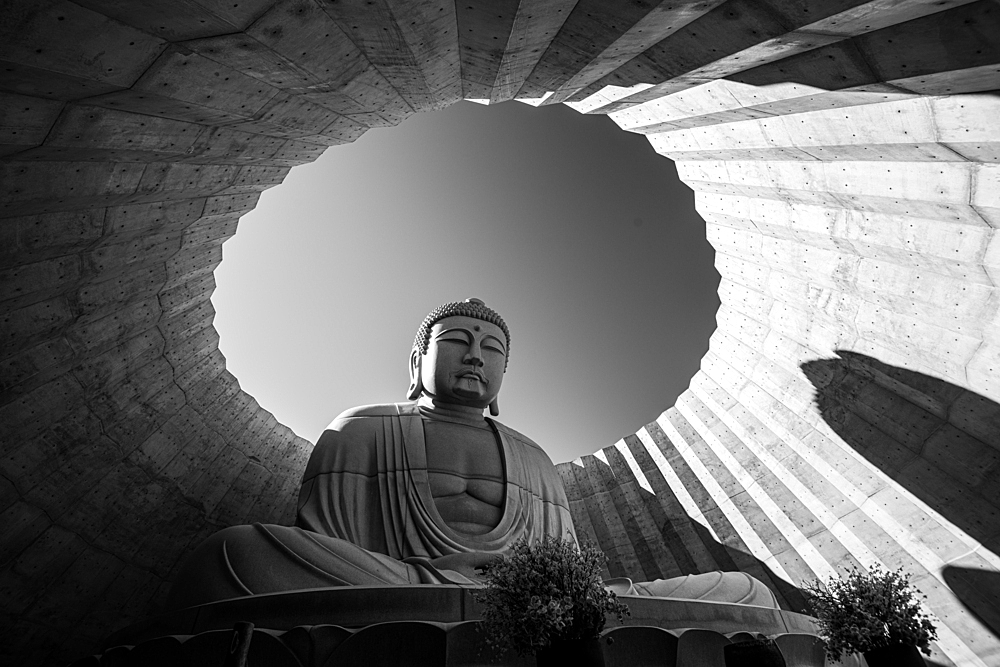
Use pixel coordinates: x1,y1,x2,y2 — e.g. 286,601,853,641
422,420,505,531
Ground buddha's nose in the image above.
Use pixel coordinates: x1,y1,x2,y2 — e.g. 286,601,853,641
464,342,484,366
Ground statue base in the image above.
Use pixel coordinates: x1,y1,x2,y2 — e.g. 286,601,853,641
73,586,839,667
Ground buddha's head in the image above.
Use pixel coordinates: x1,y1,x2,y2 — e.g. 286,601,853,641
408,298,510,415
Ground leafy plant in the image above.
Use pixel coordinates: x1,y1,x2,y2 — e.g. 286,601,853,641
475,536,629,656
804,566,937,661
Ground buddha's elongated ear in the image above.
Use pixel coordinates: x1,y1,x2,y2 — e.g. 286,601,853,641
407,348,423,400
489,398,499,416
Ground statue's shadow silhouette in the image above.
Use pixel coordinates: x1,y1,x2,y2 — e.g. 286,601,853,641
586,445,812,613
681,510,810,613
801,351,1000,643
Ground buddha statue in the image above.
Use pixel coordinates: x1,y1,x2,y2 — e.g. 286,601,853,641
166,299,777,610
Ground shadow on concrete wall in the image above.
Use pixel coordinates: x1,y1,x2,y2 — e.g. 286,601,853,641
576,444,809,613
572,447,812,614
942,566,1000,644
801,350,1000,642
681,508,810,614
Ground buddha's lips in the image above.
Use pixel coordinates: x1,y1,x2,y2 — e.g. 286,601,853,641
458,371,487,384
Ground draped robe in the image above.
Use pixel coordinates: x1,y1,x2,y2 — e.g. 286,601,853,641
298,402,576,560
166,402,576,609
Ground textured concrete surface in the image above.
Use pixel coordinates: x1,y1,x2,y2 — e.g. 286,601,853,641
1,1,998,665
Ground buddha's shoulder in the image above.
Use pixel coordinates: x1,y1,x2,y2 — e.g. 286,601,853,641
311,403,409,464
491,420,549,457
319,402,407,438
333,402,407,421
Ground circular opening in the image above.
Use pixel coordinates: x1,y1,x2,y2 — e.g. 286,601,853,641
213,101,720,463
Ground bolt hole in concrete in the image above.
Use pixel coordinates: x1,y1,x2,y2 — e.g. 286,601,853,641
211,101,720,464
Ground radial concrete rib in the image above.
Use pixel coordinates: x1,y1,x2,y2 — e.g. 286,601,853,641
490,0,577,104
558,461,606,560
453,1,522,101
650,411,802,605
586,446,666,581
575,0,996,115
542,0,727,106
513,0,655,102
317,0,460,113
573,454,645,577
604,441,679,580
627,427,731,575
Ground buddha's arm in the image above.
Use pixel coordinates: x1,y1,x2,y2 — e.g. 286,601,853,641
296,412,387,546
300,409,380,485
428,551,500,578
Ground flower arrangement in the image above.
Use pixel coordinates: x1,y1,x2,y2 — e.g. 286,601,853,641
804,566,938,661
476,536,630,657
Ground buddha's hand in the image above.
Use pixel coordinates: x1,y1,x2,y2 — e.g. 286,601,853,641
429,552,499,580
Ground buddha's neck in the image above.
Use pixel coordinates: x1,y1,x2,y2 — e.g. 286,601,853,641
417,395,488,427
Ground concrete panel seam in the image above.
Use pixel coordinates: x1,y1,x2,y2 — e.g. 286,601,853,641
652,412,794,585
635,426,719,543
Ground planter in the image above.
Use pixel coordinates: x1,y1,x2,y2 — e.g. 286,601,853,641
863,643,926,667
535,637,605,667
724,638,786,667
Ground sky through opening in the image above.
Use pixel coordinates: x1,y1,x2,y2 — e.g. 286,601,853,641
212,100,719,464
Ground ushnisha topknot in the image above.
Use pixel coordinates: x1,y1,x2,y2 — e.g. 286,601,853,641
414,298,510,368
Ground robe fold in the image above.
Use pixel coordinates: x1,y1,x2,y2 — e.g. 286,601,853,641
297,402,576,558
166,402,576,610
623,572,779,607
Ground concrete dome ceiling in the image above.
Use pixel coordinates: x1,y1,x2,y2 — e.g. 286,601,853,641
1,1,999,665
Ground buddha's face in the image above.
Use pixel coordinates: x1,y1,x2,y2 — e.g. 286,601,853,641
418,315,507,409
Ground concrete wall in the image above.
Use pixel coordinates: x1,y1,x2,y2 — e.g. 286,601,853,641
0,1,997,665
